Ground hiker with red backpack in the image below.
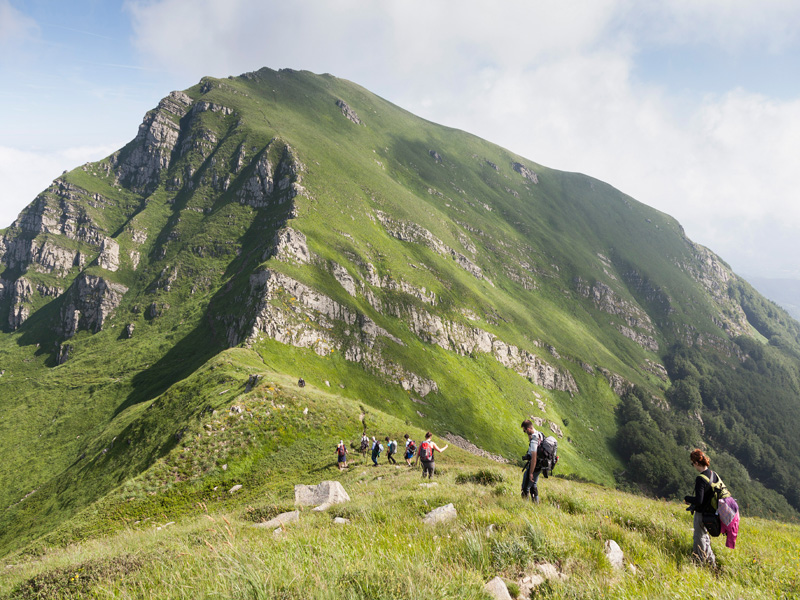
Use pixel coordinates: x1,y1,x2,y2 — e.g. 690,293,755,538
336,440,348,470
414,431,448,479
684,449,735,567
403,434,416,466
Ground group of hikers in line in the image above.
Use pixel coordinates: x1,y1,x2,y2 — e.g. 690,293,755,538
332,413,738,568
335,432,448,477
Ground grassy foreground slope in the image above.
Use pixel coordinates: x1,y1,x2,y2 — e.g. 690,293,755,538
1,438,798,598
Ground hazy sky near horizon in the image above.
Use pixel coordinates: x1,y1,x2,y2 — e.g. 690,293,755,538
2,0,799,278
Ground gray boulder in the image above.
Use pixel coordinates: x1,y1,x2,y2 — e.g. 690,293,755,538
604,539,624,570
254,510,299,530
294,481,351,508
483,577,512,600
422,503,457,525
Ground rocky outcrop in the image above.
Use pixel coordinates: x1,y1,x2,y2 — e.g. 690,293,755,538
97,238,120,272
512,161,538,184
112,90,194,193
363,263,437,306
374,211,488,282
444,433,509,464
575,277,659,351
391,305,577,393
227,269,438,396
60,274,129,337
599,368,634,397
272,227,310,264
682,242,749,336
236,144,305,209
7,277,33,329
335,99,363,125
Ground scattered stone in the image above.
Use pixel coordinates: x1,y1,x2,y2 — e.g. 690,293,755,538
486,524,496,537
229,484,242,494
254,510,300,529
419,482,438,488
422,503,457,525
518,574,545,597
124,323,135,339
222,464,228,471
294,481,351,508
333,517,350,525
536,562,568,582
604,540,624,570
483,577,512,600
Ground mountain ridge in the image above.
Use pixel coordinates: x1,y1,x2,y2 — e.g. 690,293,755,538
1,66,799,556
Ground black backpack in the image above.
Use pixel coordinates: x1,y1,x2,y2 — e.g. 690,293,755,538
536,435,559,477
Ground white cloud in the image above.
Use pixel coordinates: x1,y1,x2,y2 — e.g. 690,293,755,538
0,145,119,228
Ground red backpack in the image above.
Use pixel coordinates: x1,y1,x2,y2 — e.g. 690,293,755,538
420,440,434,461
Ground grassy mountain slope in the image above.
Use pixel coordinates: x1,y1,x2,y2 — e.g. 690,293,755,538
1,68,800,559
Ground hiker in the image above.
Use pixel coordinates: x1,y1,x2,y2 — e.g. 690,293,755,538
371,436,383,466
360,433,369,461
520,419,543,503
385,436,398,464
684,448,720,567
336,440,348,470
298,378,305,388
403,434,416,466
415,431,448,478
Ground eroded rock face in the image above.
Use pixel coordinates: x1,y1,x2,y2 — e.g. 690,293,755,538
272,228,310,264
60,274,129,337
237,144,305,209
375,211,487,282
112,90,194,193
97,238,120,272
227,269,437,397
512,161,538,184
575,277,659,351
336,99,363,125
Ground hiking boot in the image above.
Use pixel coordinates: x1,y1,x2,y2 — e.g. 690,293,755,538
532,495,540,504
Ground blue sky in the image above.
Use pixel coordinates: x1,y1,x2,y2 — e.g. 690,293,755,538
2,0,800,281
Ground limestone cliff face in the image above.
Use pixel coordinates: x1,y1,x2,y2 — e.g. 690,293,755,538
575,277,659,352
59,274,129,338
682,241,749,337
236,144,306,209
111,90,194,193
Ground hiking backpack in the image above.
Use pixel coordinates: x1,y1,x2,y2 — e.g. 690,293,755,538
536,435,559,477
699,471,732,511
420,440,434,461
337,445,347,457
408,441,416,453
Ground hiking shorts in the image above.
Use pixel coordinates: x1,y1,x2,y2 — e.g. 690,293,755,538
338,454,346,463
421,460,435,478
405,450,414,460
